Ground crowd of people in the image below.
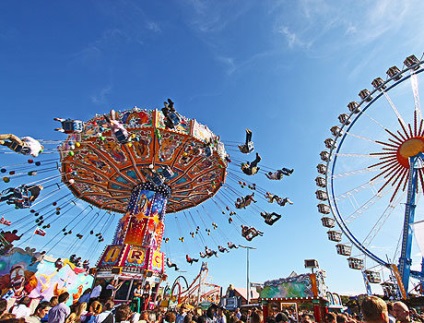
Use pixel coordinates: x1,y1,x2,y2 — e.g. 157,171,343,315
0,280,422,323
0,278,151,323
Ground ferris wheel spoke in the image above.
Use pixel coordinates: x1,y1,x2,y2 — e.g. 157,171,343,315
334,178,385,202
397,118,411,140
381,90,407,128
334,153,380,158
344,189,385,223
331,167,375,179
385,128,406,145
390,170,410,203
344,131,381,145
410,73,423,120
376,165,407,199
368,157,398,170
361,191,406,247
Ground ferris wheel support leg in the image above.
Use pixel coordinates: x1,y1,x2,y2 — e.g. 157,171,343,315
399,154,423,293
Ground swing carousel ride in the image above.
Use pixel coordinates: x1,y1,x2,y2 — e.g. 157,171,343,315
316,53,424,299
0,99,294,301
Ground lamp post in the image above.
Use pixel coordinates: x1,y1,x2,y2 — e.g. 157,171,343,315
239,245,256,304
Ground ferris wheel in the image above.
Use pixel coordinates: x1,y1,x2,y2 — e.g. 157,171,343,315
316,53,424,297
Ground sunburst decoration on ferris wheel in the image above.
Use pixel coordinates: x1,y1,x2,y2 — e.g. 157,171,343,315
369,110,424,202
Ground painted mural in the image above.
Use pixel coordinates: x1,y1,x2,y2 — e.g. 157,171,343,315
259,271,328,299
0,247,93,305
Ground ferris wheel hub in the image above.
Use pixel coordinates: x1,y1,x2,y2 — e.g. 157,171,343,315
399,138,424,159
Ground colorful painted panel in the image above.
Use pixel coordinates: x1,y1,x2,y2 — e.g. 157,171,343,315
260,274,315,299
149,249,164,273
0,247,93,305
98,245,126,267
124,246,147,269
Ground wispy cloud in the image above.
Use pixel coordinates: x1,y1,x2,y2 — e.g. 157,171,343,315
181,0,252,33
272,0,424,54
70,28,129,64
91,85,113,105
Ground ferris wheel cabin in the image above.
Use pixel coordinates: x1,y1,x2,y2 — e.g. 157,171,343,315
321,217,335,228
318,203,331,214
347,257,364,270
327,230,342,242
336,244,352,256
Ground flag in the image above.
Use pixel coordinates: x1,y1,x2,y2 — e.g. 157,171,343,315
0,217,11,226
34,228,46,236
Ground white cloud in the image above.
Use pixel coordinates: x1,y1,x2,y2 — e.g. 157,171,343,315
91,85,113,105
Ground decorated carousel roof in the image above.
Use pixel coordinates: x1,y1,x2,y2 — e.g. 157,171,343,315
59,108,228,214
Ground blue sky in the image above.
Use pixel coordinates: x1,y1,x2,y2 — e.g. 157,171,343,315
1,0,424,296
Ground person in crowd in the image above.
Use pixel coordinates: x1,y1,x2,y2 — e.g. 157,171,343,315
324,313,337,323
386,303,396,323
336,314,347,323
11,296,32,319
81,301,102,323
275,313,289,323
48,292,71,323
233,308,242,321
72,302,88,323
216,307,226,323
141,282,151,311
137,311,149,323
165,311,177,323
250,312,263,323
131,282,143,314
90,282,103,302
300,313,313,323
41,296,58,322
49,296,58,307
393,301,415,323
114,304,132,323
78,288,92,304
102,278,123,301
361,296,389,323
96,300,115,323
65,313,77,323
176,304,190,323
26,301,51,323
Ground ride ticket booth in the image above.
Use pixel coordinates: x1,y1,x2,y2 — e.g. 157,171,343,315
257,270,331,323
